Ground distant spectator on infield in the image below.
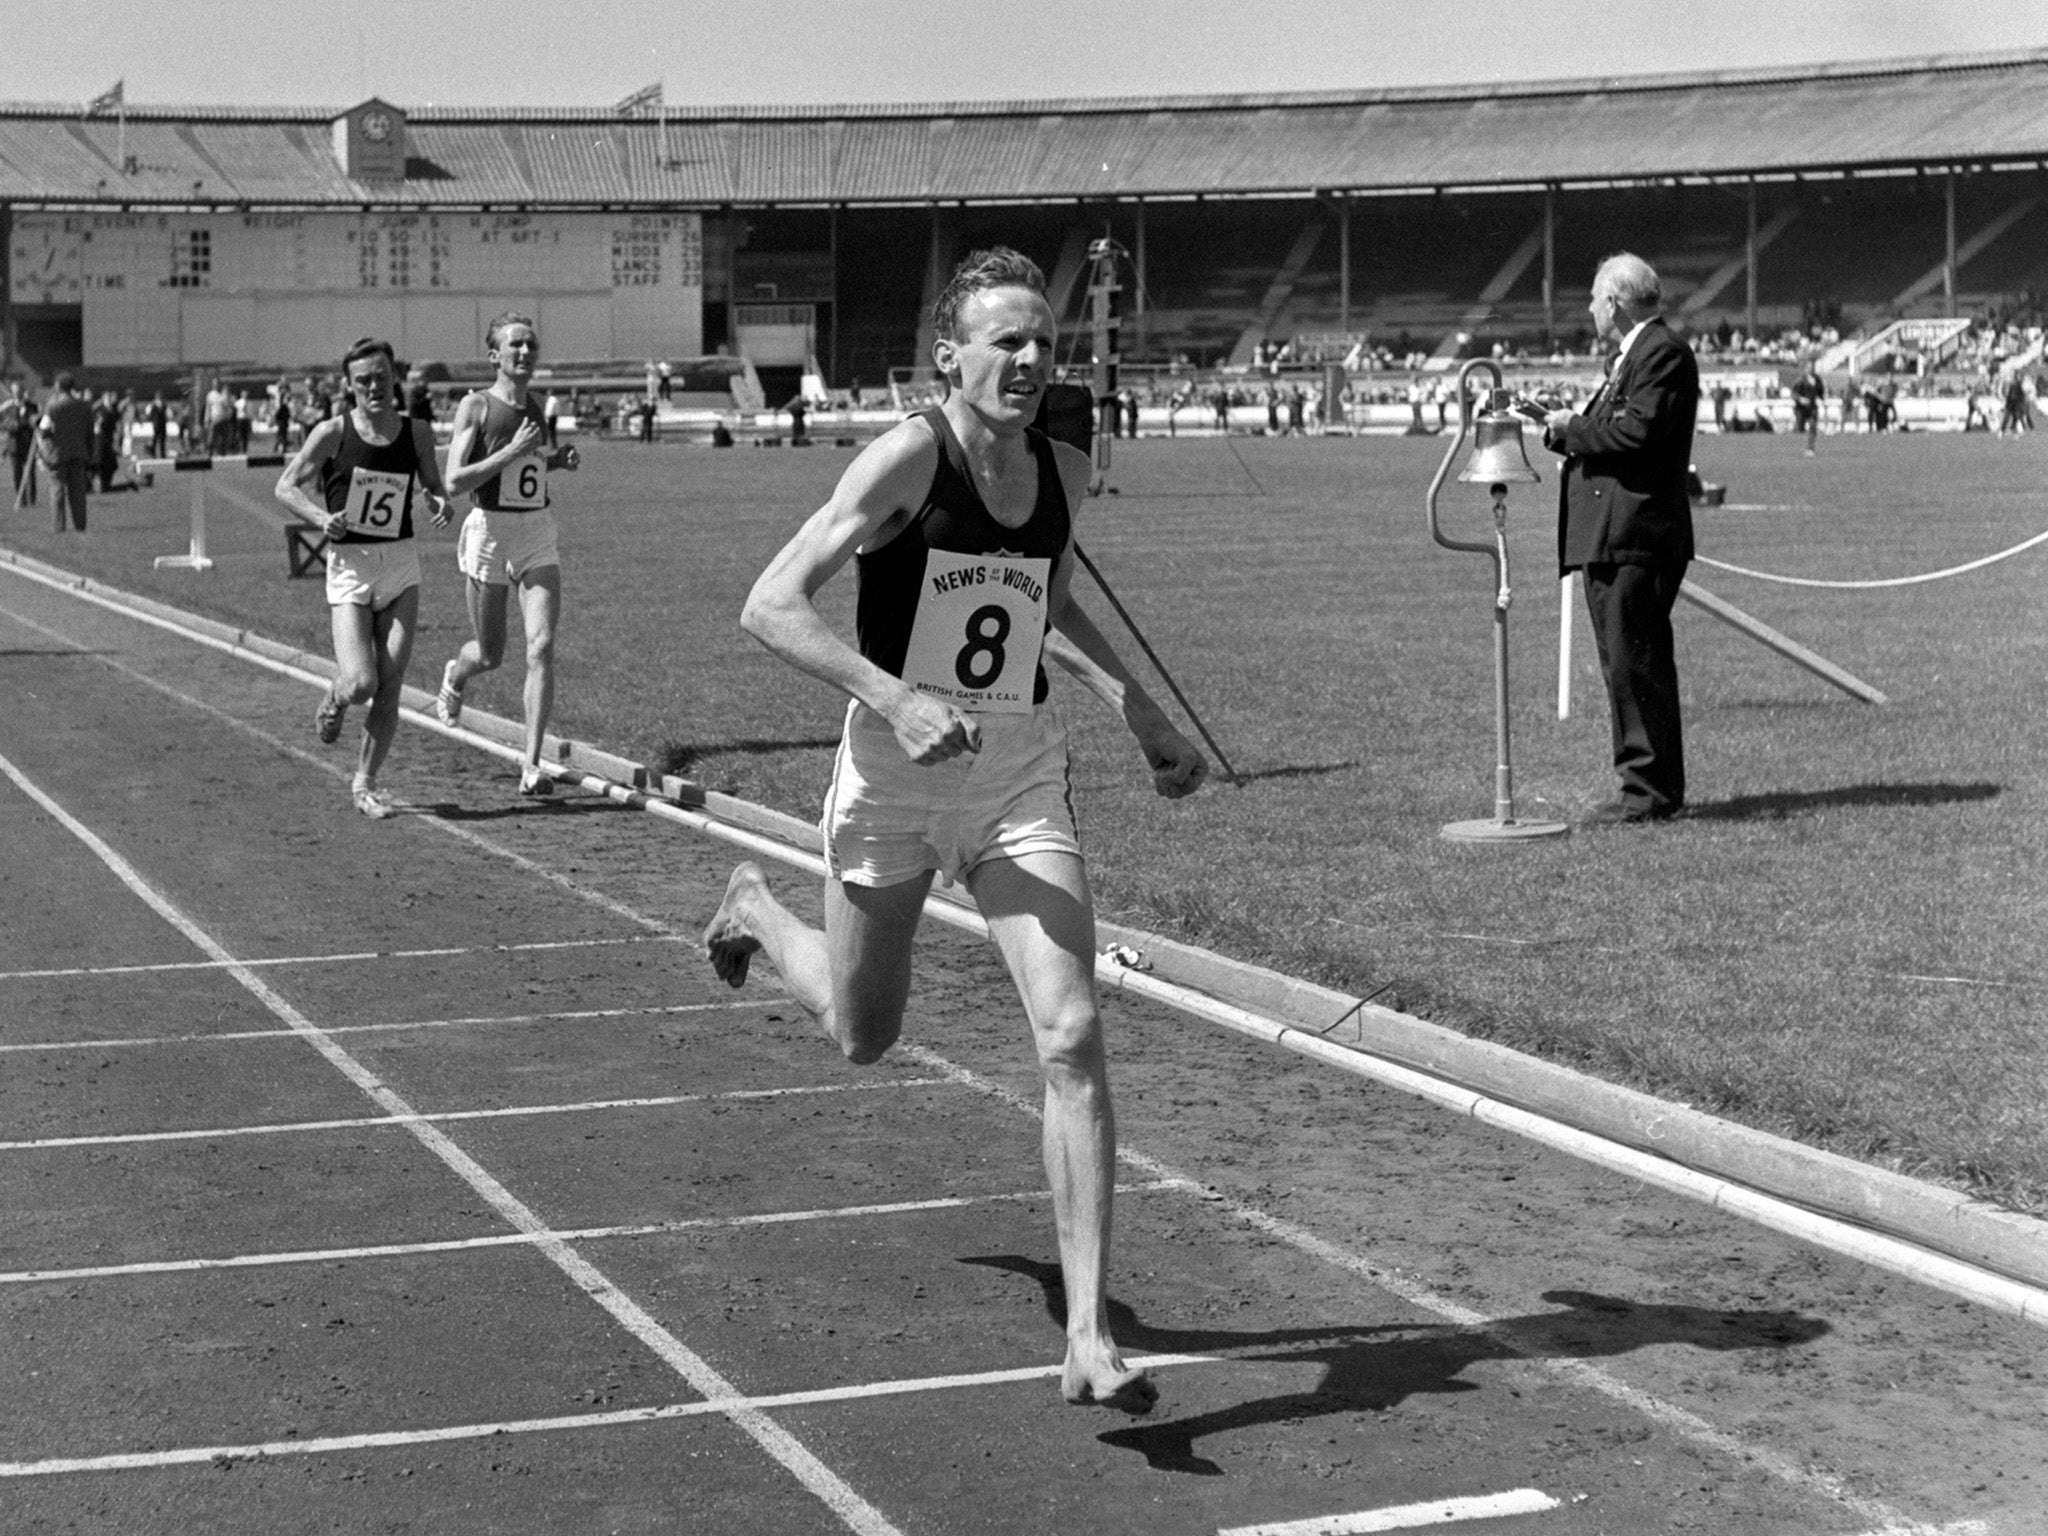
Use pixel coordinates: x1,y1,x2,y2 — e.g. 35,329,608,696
205,378,232,454
38,375,94,532
1790,362,1825,455
432,311,582,799
1,383,28,502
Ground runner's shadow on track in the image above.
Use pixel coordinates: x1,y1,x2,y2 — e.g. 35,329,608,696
0,648,123,657
420,799,634,822
1683,780,2000,821
964,1258,1827,1475
1227,760,1358,785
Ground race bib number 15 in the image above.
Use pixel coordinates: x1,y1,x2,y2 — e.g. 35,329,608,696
497,452,546,510
897,550,1051,715
343,466,410,538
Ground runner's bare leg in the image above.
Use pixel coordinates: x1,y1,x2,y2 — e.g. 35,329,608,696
359,587,417,785
705,862,930,1064
514,566,560,774
970,849,1154,1411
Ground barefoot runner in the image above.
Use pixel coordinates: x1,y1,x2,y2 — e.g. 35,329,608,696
704,247,1207,1409
275,337,451,818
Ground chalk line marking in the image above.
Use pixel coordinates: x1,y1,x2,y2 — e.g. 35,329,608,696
0,999,770,1055
0,1075,954,1152
0,748,905,1536
0,593,681,939
0,932,685,983
0,1182,1185,1286
0,1351,1224,1479
1218,1488,1560,1535
895,1042,1944,1536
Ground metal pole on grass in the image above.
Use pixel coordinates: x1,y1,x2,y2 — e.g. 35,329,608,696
1678,578,1887,704
1072,541,1240,787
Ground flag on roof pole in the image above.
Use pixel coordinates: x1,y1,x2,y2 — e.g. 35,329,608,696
615,82,662,116
85,80,130,175
616,82,669,169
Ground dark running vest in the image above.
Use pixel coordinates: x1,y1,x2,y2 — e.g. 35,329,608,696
855,407,1070,713
320,411,421,544
462,390,550,512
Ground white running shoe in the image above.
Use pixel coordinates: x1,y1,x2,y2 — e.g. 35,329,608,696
352,784,396,819
435,662,464,727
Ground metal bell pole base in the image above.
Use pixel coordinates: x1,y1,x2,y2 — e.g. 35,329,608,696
1427,362,1567,845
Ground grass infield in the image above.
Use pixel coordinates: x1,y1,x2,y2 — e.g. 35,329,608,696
12,427,2046,1213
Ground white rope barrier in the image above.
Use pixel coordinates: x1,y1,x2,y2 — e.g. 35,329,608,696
1694,525,2048,589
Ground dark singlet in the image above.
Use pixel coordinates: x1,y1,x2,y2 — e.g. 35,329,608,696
320,412,421,544
856,406,1071,709
462,390,549,512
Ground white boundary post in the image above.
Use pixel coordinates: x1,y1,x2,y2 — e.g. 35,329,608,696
153,474,213,571
1556,572,1574,719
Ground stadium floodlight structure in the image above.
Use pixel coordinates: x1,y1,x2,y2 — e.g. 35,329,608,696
1426,358,1569,843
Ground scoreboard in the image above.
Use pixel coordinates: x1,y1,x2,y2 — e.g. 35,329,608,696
10,209,704,368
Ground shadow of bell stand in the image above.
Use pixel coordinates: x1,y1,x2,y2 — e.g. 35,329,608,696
1425,359,1569,843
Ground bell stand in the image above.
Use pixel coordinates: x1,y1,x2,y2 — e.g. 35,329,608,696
1425,359,1568,843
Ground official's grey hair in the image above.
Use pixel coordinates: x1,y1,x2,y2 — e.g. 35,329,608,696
1595,253,1662,312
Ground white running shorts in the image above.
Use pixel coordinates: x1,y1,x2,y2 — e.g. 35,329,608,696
822,700,1082,888
458,506,560,586
325,539,421,610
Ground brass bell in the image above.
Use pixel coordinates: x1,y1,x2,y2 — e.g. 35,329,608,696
1457,391,1541,486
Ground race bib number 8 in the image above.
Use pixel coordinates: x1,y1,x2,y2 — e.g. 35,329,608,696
898,550,1051,715
497,452,546,510
343,466,411,538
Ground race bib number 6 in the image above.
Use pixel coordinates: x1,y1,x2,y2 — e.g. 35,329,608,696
897,550,1051,715
497,452,546,510
343,466,411,538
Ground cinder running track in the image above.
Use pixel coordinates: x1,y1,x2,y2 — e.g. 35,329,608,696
1,565,2040,1535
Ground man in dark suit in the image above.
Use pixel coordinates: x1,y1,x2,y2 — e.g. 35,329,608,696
1544,254,1699,823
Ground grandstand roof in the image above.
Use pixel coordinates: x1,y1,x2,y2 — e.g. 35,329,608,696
6,49,2048,210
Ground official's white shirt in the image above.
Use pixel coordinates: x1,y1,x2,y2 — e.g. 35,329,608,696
1613,317,1653,371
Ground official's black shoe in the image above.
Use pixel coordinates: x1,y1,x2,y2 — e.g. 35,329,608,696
1583,798,1679,826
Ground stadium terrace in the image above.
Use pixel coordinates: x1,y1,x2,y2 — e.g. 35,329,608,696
6,48,2048,382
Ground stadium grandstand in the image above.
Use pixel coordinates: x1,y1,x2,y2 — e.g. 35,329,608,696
6,47,2048,405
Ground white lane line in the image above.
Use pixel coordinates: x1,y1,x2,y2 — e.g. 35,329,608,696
0,1182,1185,1285
0,593,680,939
0,1076,954,1152
0,999,769,1055
0,1350,1224,1479
1219,1489,1561,1535
0,749,904,1536
0,933,685,983
894,1042,1940,1536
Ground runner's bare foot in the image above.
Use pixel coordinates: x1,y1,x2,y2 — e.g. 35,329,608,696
704,862,769,987
1062,1341,1157,1413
